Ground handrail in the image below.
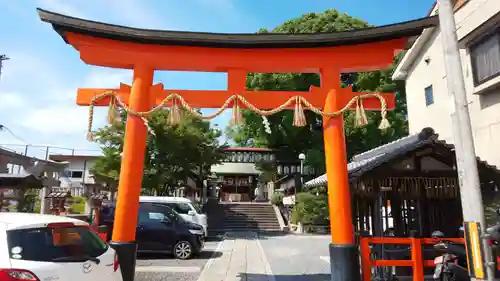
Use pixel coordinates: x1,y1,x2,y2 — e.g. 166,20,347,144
360,237,464,281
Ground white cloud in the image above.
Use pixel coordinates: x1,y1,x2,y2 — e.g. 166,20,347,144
17,67,132,136
99,0,168,29
1,0,246,153
83,68,133,88
36,0,172,30
36,0,88,19
0,92,24,109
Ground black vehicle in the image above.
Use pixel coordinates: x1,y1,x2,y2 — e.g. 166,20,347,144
433,222,500,281
101,202,205,259
432,236,470,281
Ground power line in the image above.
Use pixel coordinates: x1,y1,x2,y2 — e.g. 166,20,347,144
0,124,29,144
0,143,100,152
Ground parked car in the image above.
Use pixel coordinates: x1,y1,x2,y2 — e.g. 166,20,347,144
101,202,205,259
0,212,122,281
139,196,208,236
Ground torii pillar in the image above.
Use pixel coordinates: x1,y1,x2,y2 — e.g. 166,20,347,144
38,8,438,281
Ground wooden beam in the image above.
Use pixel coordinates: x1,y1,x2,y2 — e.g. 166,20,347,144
68,33,406,73
77,83,395,110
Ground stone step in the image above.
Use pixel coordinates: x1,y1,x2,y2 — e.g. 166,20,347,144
209,227,281,232
204,202,281,233
218,222,279,226
223,215,278,219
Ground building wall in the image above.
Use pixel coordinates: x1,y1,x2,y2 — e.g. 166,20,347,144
55,158,100,197
404,0,500,165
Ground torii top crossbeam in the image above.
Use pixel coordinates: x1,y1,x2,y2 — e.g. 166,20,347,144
38,9,437,110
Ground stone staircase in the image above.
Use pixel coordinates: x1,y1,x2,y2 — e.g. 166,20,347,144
205,200,282,236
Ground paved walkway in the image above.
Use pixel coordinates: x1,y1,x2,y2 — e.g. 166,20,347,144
196,232,274,281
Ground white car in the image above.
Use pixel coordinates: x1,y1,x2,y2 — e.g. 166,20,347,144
139,196,208,236
0,212,122,281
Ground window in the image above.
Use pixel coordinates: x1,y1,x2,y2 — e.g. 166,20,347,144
470,31,500,86
140,203,182,222
165,202,193,215
424,86,434,106
70,171,83,178
6,225,107,262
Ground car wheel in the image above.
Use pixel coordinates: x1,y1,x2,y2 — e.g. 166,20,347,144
173,240,193,260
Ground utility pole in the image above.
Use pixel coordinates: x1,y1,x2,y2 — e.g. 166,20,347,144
45,146,49,160
438,1,493,280
16,145,28,174
0,54,9,81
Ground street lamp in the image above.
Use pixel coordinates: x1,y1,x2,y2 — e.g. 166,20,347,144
298,153,306,175
298,153,306,192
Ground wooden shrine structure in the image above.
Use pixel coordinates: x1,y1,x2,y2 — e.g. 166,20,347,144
306,127,500,278
38,8,438,281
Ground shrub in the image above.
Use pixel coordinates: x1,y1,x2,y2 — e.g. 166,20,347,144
291,192,329,226
270,192,284,205
70,202,86,214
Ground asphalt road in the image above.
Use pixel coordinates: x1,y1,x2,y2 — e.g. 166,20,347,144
134,240,222,281
134,233,332,281
258,233,332,281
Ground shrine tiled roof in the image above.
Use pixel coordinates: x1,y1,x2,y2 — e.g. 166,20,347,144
211,163,262,175
304,127,500,188
45,192,71,199
37,8,438,49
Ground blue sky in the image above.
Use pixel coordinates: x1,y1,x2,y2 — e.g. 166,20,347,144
0,0,434,158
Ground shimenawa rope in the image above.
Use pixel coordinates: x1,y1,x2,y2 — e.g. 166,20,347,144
86,91,392,141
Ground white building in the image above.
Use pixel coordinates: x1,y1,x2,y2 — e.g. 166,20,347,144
49,155,103,197
48,154,196,199
392,0,500,166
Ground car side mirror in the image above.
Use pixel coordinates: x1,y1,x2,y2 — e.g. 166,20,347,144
188,210,196,216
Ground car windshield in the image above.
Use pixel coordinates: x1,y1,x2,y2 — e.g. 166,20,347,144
164,202,198,215
140,203,187,223
6,225,108,262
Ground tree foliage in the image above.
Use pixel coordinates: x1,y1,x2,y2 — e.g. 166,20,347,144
91,109,226,195
225,10,409,173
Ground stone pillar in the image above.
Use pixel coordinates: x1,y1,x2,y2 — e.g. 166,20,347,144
0,160,7,211
40,171,55,214
255,182,266,202
202,180,208,203
40,187,50,214
84,185,92,214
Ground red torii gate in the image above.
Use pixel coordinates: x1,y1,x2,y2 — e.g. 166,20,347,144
38,9,437,281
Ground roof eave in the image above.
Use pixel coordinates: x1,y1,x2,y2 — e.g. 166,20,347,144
392,26,438,80
37,8,439,49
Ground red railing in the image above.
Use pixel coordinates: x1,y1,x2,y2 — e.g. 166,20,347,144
360,237,464,281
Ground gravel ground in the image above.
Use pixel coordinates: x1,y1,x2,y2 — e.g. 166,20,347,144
134,240,222,281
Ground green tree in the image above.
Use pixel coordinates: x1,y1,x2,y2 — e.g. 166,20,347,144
225,10,408,172
91,109,226,196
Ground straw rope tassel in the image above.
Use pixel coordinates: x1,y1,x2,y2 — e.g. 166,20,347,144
230,96,243,125
355,98,362,127
87,102,96,142
292,96,307,127
168,96,182,125
355,98,368,127
378,96,391,130
106,96,119,124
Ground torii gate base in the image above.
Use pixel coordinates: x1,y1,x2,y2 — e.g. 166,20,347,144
38,8,437,281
